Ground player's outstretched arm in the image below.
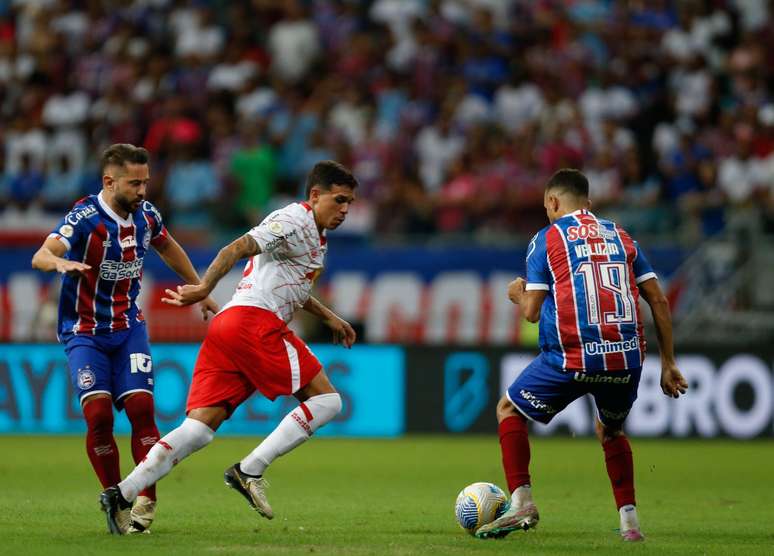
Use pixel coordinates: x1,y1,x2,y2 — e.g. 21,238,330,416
638,277,688,398
162,233,259,307
155,233,219,319
31,237,91,276
302,296,356,348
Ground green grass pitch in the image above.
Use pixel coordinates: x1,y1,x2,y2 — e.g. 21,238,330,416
0,435,771,555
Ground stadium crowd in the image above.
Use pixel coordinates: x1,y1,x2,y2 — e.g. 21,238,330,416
1,0,773,243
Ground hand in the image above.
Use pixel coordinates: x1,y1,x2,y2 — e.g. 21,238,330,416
660,361,688,398
324,315,357,349
507,277,526,305
198,296,219,321
162,284,210,307
55,260,91,277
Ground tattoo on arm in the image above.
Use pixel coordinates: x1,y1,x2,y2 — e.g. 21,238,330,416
201,234,259,291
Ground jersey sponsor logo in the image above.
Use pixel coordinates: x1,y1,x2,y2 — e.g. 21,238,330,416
519,389,557,414
129,353,152,374
99,258,143,280
599,406,630,421
567,222,616,241
59,224,74,238
572,372,632,384
573,242,620,258
76,366,96,389
583,336,640,356
65,205,98,226
120,235,137,250
264,229,298,251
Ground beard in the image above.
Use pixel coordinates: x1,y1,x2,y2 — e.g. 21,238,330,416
116,193,141,213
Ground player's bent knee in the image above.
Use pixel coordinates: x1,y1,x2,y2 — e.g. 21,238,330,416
181,417,216,451
304,393,342,432
595,419,624,443
496,395,518,422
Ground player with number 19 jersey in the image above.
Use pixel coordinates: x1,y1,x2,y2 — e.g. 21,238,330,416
525,208,656,373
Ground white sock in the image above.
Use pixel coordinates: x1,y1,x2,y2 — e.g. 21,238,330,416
119,418,215,502
511,484,533,509
239,393,342,476
619,504,640,532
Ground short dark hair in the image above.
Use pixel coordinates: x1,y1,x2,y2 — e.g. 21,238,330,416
545,168,589,198
305,160,358,198
100,144,149,173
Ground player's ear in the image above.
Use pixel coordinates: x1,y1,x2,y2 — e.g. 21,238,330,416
102,173,113,191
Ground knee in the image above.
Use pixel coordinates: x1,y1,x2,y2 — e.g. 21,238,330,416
496,396,517,423
595,419,623,444
304,393,342,432
83,396,114,433
124,393,156,427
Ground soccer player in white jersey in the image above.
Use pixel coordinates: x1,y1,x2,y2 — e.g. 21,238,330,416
99,160,358,534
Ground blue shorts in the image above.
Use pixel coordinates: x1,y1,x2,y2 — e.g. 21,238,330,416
64,323,154,409
506,353,642,427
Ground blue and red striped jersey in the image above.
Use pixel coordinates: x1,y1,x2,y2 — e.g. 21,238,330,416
525,209,657,372
49,192,169,340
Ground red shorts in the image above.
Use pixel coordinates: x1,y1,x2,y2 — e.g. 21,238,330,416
186,305,322,415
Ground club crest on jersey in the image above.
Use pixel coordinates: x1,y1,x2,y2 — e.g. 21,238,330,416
120,235,137,250
77,367,96,390
59,224,74,238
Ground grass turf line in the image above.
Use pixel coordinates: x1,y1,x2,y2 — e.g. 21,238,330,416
0,435,771,555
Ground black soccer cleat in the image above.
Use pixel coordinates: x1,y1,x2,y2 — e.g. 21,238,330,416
100,486,132,535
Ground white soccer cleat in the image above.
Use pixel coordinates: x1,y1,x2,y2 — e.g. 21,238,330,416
128,495,156,534
224,464,274,520
474,502,540,539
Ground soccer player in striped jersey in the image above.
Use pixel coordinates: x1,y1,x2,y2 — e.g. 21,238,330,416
31,144,218,533
98,160,357,535
476,169,688,542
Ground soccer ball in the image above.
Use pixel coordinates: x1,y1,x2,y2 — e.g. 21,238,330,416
454,482,510,534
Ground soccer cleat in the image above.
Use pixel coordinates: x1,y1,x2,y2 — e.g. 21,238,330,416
224,464,274,519
474,503,540,539
621,528,645,542
128,495,156,534
100,486,132,535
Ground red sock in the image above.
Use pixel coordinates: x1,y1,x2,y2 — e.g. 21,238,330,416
602,435,636,508
499,415,531,493
83,397,120,488
124,394,160,501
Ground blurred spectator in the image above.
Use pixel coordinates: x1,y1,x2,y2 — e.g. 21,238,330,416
164,142,219,230
268,1,320,83
7,152,44,209
41,151,84,211
230,121,277,226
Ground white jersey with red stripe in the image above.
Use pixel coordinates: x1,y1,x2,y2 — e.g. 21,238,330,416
222,202,326,323
525,209,656,372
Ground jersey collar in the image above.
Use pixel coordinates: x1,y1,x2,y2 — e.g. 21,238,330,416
98,191,134,226
299,201,327,245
